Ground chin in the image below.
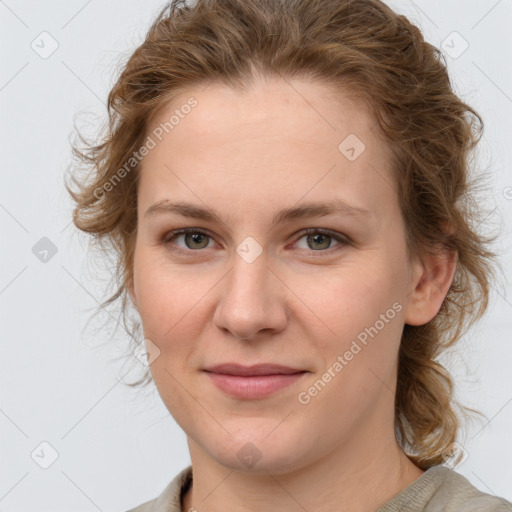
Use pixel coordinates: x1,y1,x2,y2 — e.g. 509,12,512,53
203,430,311,475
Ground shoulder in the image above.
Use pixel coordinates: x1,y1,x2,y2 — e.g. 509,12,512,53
123,466,193,512
425,466,512,512
379,465,512,512
124,500,156,512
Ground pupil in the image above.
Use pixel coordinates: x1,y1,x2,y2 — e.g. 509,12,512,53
309,233,330,250
187,233,207,248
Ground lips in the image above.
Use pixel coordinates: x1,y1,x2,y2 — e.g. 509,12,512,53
203,363,308,399
203,363,305,376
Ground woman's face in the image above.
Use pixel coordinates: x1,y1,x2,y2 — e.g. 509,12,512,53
128,77,428,473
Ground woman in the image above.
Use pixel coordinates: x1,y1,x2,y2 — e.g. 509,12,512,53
66,0,512,510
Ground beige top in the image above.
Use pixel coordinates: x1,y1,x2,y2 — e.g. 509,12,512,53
126,464,512,512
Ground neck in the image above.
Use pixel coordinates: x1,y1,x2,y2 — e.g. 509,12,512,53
181,427,425,512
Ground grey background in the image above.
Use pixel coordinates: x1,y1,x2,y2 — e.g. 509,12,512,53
1,0,511,510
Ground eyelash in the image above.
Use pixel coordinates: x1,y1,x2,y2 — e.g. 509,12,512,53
160,227,351,257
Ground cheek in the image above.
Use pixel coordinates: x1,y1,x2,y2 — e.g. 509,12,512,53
132,256,220,395
133,250,206,336
305,264,400,333
299,271,403,422
300,262,406,380
134,265,204,410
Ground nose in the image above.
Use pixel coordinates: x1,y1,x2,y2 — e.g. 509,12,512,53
213,251,288,341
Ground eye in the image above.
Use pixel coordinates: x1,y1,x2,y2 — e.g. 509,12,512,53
161,227,350,255
162,228,216,251
292,228,349,252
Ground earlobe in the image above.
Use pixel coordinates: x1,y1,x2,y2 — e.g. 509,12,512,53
403,248,457,326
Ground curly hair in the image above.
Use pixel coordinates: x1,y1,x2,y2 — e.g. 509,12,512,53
65,0,502,470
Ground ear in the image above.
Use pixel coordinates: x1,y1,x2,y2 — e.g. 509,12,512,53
403,246,457,326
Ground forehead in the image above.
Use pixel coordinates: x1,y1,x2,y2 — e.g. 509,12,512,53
148,77,376,148
138,77,396,220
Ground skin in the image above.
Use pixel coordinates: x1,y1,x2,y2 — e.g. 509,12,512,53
128,76,456,512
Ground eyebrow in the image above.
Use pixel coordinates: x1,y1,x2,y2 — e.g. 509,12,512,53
144,199,372,228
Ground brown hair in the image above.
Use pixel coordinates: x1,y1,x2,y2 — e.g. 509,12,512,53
65,0,502,470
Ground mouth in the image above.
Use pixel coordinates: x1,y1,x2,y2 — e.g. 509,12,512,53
203,363,308,399
204,363,305,376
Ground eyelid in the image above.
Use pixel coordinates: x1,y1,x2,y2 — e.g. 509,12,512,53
161,227,351,255
290,227,351,251
161,227,219,251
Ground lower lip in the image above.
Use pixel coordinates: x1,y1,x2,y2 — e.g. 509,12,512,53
205,371,307,399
